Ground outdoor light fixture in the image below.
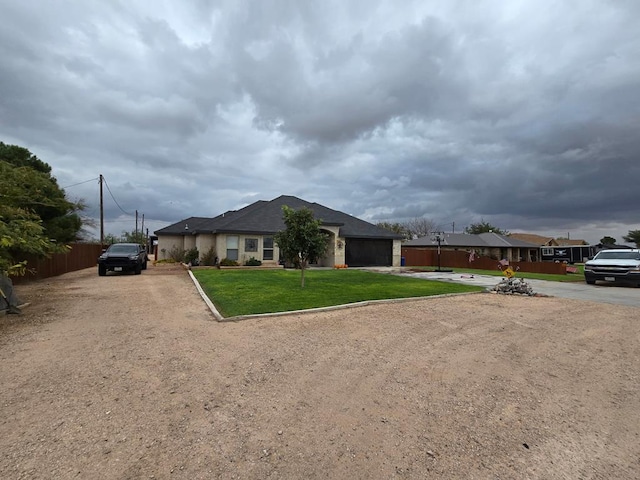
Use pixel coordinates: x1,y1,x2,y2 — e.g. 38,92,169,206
430,231,452,272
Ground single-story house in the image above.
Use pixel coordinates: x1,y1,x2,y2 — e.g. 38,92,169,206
510,233,590,248
510,233,592,263
403,232,541,262
154,195,404,267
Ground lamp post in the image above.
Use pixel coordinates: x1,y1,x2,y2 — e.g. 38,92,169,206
431,231,452,272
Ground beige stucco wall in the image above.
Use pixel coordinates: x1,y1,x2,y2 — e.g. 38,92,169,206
158,233,280,264
158,230,399,267
184,235,196,250
391,239,402,267
315,226,343,267
195,234,216,258
216,233,280,266
156,235,185,260
156,234,197,260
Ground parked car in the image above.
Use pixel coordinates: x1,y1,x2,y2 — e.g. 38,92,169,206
98,243,148,276
583,249,640,286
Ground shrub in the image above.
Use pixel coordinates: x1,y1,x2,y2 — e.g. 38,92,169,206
184,247,199,265
167,245,185,262
244,257,262,266
219,258,240,266
201,246,217,266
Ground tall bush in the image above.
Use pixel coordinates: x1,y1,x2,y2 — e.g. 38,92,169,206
184,247,199,265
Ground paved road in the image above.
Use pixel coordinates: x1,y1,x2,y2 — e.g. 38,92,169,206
390,270,640,308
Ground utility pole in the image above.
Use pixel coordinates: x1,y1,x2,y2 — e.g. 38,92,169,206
99,174,104,246
135,210,138,238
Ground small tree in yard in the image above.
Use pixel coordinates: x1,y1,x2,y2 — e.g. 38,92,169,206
274,206,329,288
465,221,509,235
599,236,617,245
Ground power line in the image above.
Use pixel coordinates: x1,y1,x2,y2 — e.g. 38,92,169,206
62,177,99,189
102,176,133,216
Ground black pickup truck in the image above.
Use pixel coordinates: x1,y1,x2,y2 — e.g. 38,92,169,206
98,243,148,276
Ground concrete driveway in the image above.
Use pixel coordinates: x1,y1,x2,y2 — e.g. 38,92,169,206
393,270,640,307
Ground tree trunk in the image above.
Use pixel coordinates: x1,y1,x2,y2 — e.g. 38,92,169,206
300,260,307,288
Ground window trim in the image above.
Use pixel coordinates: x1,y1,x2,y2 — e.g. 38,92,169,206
245,238,258,252
226,235,239,261
263,236,274,261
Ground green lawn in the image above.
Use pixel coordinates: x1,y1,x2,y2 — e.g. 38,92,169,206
408,266,586,282
193,268,484,318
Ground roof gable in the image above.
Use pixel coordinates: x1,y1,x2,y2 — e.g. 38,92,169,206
155,195,402,239
509,233,557,246
154,217,212,235
554,238,588,246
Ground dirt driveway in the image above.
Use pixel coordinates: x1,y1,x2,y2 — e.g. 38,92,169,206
1,263,639,479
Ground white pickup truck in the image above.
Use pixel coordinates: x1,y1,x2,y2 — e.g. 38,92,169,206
583,249,640,286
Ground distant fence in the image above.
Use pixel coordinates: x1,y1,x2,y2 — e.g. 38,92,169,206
401,248,568,275
11,243,103,283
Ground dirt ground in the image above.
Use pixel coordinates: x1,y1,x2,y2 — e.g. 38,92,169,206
1,263,639,480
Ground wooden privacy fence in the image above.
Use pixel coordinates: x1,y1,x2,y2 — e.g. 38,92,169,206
401,248,568,275
11,243,103,283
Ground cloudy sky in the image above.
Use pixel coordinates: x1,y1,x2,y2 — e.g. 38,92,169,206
1,0,638,244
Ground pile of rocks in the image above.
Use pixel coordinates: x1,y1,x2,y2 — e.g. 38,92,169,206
492,277,535,296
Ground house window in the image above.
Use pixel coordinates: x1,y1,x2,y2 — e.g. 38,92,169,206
542,248,553,256
226,235,239,261
263,237,274,260
245,238,258,252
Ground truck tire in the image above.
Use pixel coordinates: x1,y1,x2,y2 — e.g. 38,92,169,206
585,279,596,285
98,265,106,276
134,263,142,275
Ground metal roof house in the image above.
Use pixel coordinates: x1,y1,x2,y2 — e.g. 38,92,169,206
154,195,404,267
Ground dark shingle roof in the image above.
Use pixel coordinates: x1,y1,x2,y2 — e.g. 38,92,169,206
155,195,403,239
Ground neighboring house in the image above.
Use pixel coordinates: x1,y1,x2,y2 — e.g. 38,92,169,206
154,195,404,267
511,233,593,263
403,232,541,262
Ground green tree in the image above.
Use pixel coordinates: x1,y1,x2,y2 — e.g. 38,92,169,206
274,206,329,288
99,231,147,246
377,222,409,240
120,230,147,245
623,230,640,247
103,233,119,245
599,236,617,245
0,141,52,173
0,161,69,275
465,221,509,235
0,142,85,244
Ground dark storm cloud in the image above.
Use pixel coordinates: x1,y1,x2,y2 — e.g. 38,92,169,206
236,13,463,145
1,0,639,243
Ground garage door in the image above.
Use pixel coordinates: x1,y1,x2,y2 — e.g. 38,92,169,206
345,239,392,267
